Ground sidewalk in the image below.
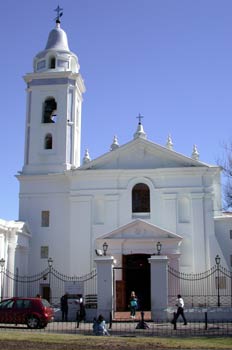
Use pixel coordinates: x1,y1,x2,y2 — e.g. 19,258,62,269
113,311,152,321
43,318,232,337
0,319,231,336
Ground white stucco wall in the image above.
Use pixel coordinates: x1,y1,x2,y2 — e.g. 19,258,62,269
214,214,232,269
17,162,223,276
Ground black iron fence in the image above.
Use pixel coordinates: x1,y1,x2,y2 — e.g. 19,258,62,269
1,262,232,311
1,266,97,309
0,318,232,337
168,264,232,307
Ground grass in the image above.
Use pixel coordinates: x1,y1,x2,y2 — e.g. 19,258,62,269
0,331,231,349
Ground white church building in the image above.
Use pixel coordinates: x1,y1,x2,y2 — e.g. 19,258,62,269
1,14,232,311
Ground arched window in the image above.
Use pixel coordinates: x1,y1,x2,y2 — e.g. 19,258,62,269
42,98,57,123
44,134,52,149
132,183,150,213
50,57,56,69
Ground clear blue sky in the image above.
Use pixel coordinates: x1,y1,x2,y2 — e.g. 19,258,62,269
1,0,231,220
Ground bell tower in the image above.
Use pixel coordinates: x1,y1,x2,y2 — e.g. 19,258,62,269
22,12,85,174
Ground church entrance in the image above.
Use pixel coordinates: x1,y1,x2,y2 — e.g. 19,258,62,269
115,254,151,311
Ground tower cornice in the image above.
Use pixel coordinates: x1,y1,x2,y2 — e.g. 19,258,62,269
24,71,86,93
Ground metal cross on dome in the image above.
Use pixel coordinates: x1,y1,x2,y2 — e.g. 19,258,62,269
54,5,63,21
136,113,144,124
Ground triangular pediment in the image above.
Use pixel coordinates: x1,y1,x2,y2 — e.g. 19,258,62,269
18,222,31,236
79,137,211,170
0,219,31,236
98,219,182,242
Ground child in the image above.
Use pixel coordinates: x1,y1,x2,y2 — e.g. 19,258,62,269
129,291,138,319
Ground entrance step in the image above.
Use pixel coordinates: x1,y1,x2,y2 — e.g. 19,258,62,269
113,311,152,322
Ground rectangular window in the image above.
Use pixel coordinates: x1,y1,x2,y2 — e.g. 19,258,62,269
230,230,232,239
40,246,49,259
230,255,232,267
37,60,46,70
41,211,50,227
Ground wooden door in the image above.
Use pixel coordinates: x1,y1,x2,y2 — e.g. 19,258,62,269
116,280,126,311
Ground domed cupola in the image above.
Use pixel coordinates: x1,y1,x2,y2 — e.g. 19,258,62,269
33,9,79,74
45,21,70,51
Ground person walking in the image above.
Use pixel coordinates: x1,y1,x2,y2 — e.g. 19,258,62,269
60,293,69,321
129,291,138,319
171,294,187,327
76,296,86,327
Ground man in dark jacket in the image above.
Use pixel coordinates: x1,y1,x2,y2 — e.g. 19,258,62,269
61,293,68,321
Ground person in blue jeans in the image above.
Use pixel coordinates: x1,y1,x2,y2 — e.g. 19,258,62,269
129,291,138,319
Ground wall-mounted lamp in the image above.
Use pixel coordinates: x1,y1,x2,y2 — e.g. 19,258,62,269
156,241,162,255
215,254,220,266
48,257,53,268
103,242,108,256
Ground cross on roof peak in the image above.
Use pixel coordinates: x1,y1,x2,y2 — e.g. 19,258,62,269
54,5,63,23
136,113,144,124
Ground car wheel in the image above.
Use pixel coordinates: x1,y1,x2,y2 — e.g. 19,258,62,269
27,315,40,329
39,322,47,329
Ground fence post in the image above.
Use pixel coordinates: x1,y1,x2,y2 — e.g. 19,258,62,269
204,311,208,330
149,255,169,321
109,311,112,329
94,256,115,322
0,259,5,301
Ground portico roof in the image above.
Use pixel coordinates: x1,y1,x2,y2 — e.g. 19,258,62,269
95,220,183,257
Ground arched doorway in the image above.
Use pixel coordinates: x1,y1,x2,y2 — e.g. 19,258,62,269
115,254,151,311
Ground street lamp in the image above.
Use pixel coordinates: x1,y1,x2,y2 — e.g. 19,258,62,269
156,241,162,255
215,254,221,307
47,257,53,303
103,242,108,256
0,258,5,301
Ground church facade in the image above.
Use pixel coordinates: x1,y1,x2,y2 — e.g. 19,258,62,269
1,16,232,306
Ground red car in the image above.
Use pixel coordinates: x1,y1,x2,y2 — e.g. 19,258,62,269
0,297,54,328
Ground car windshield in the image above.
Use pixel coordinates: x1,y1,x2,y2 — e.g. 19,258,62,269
41,299,51,307
0,299,14,309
